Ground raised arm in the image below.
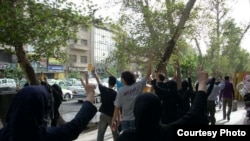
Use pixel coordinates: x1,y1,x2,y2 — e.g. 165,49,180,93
92,66,101,84
197,66,208,92
80,73,86,88
164,65,208,126
187,71,193,92
47,83,97,141
105,66,115,77
172,62,178,81
144,53,152,80
84,83,96,104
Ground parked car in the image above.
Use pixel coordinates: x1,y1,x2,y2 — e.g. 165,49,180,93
61,88,74,101
0,78,16,88
47,79,73,101
71,87,87,103
71,78,100,103
47,79,72,89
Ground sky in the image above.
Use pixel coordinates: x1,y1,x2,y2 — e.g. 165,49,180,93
70,0,250,53
231,0,250,53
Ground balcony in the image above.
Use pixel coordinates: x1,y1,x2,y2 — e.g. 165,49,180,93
69,44,89,51
70,62,88,68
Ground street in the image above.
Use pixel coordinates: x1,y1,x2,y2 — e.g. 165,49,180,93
60,99,250,141
60,99,101,124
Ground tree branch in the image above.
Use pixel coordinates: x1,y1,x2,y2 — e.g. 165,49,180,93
193,37,202,56
155,0,197,72
236,23,250,47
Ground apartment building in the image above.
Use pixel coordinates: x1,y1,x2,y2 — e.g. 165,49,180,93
65,26,90,78
90,25,116,74
0,25,116,79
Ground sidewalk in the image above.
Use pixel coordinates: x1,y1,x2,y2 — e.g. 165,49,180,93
74,101,250,141
214,100,249,125
0,101,249,141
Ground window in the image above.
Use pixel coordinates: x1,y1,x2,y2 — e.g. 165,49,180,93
81,39,88,46
70,55,77,62
69,44,75,48
80,56,87,63
80,26,88,32
74,39,78,44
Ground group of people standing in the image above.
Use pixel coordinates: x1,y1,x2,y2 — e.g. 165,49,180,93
0,55,236,141
93,58,234,141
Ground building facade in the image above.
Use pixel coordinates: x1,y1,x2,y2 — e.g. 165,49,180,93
64,26,91,78
90,25,116,74
0,25,116,79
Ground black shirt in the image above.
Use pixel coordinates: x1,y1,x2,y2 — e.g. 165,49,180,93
98,84,117,117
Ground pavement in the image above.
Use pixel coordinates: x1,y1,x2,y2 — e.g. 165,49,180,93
0,100,249,141
74,100,250,141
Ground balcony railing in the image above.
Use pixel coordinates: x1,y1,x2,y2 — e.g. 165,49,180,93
69,44,88,51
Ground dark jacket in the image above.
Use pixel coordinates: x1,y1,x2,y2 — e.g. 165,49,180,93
178,77,194,117
219,80,234,99
0,85,97,141
151,79,167,100
153,80,180,124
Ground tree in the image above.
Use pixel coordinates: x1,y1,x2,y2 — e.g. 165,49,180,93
203,0,250,75
68,71,81,79
105,0,197,73
155,0,197,72
104,0,249,79
0,0,97,85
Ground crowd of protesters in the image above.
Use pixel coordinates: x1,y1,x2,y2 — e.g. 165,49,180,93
0,55,237,141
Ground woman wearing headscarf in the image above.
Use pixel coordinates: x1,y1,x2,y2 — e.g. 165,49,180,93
178,76,194,118
116,66,209,141
153,80,181,124
0,83,97,141
50,84,64,127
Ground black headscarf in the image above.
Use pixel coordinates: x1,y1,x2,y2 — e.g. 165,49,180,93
0,85,50,141
181,80,189,90
51,84,63,126
116,93,163,141
134,93,162,141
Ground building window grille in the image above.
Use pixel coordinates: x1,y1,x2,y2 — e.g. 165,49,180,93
81,39,88,46
70,55,77,62
80,56,87,63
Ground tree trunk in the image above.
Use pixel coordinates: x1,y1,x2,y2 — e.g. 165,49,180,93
155,0,197,72
15,44,40,85
176,60,181,89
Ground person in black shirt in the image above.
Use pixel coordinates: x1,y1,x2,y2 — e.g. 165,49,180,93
92,67,119,141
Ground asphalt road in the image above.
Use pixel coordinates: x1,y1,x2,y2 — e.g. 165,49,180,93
60,98,101,123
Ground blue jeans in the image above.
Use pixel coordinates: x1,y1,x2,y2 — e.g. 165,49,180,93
122,120,135,132
97,113,119,141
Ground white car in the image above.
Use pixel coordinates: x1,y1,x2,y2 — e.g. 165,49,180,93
61,88,73,101
0,78,16,88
